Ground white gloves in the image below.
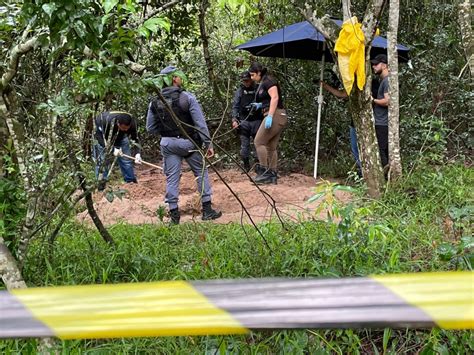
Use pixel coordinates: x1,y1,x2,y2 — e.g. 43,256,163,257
134,153,142,164
113,148,122,157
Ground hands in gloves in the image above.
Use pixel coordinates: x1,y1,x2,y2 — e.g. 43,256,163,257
113,147,122,157
264,115,273,129
134,153,142,164
249,102,262,110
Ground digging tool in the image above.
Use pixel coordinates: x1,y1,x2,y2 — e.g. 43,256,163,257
113,148,163,170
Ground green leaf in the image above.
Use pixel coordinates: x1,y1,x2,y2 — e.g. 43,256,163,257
42,3,57,18
137,26,150,39
460,236,474,250
143,76,164,90
103,0,119,14
105,191,114,203
172,70,187,82
333,185,357,193
437,243,456,261
114,188,128,201
74,21,87,39
163,75,172,87
101,13,113,25
239,4,246,16
308,191,325,203
382,328,391,352
143,17,171,33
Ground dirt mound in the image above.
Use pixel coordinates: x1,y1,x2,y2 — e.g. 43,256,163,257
77,167,353,226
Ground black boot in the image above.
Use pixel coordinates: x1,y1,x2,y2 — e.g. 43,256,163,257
169,208,180,225
242,158,251,173
254,168,277,185
255,163,265,176
202,201,222,221
98,179,107,192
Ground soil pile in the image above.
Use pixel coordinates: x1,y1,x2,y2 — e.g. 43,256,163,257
78,167,353,225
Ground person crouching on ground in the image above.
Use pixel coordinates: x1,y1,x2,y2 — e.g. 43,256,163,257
146,66,222,225
93,111,142,191
248,62,288,184
231,70,263,172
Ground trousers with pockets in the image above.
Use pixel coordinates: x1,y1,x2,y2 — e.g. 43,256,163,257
160,137,212,210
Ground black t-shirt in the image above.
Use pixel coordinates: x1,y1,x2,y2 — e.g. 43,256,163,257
349,79,381,127
255,76,284,110
94,111,140,152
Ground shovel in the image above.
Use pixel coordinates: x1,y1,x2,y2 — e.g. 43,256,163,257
113,148,163,170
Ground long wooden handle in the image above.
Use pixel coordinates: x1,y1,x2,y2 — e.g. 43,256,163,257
120,153,163,170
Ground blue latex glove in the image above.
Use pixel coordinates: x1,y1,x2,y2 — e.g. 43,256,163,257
264,115,273,129
250,102,262,110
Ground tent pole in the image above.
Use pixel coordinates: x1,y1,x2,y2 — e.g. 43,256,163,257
314,42,326,179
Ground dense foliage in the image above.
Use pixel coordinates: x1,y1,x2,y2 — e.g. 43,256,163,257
0,0,472,352
2,163,473,353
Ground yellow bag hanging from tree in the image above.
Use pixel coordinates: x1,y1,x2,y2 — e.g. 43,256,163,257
334,17,366,95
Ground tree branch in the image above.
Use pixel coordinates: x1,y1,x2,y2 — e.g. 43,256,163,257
1,37,39,91
124,59,146,74
362,0,386,40
299,6,339,42
141,0,180,24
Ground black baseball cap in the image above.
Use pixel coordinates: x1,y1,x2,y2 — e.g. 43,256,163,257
371,54,388,64
239,71,251,80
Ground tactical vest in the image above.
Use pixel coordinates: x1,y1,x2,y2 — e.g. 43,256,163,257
239,86,259,121
153,89,195,137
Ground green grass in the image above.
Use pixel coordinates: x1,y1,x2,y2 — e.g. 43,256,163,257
1,163,473,353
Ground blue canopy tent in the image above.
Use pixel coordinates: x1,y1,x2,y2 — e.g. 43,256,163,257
236,20,410,62
236,21,410,178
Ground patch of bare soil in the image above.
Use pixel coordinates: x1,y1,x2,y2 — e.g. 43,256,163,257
77,166,353,226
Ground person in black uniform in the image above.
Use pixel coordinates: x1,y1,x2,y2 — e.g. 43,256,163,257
231,71,263,172
146,66,221,224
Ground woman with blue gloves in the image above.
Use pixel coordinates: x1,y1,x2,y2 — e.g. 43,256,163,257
248,62,288,184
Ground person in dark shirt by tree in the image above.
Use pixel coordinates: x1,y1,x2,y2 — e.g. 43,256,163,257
93,111,141,191
321,54,389,176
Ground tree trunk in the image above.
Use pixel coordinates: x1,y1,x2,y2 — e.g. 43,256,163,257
342,0,351,21
458,0,473,78
0,114,8,176
350,84,385,199
304,0,386,197
387,0,402,180
65,118,114,245
198,0,223,105
0,237,27,289
84,191,114,244
343,0,386,197
2,89,39,267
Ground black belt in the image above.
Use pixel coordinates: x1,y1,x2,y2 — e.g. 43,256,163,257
162,134,188,139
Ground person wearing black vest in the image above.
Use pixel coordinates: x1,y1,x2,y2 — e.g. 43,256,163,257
231,71,263,172
146,66,221,224
93,111,141,191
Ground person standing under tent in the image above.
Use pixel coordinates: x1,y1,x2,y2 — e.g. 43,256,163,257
321,54,389,176
248,62,288,184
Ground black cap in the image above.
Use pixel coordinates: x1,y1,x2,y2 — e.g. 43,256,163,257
371,54,388,65
239,71,251,80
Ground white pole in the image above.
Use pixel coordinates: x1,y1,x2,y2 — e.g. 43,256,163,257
313,42,326,179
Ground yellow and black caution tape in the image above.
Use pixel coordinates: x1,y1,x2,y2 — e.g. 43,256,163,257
1,272,472,339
